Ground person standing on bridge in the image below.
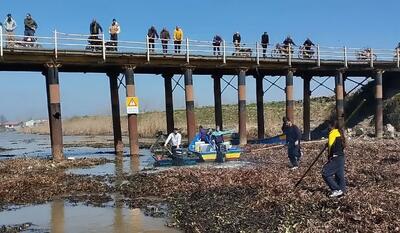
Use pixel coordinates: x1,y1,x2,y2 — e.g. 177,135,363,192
90,19,103,35
232,32,241,55
164,128,182,151
322,119,346,198
261,32,269,58
108,19,120,51
283,118,302,170
3,14,17,48
302,38,315,58
147,26,159,52
213,35,223,56
173,26,183,54
24,14,37,39
160,28,170,54
282,35,296,55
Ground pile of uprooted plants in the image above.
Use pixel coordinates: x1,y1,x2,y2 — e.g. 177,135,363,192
119,139,400,232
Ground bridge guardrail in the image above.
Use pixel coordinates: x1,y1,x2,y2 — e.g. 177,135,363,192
1,30,400,68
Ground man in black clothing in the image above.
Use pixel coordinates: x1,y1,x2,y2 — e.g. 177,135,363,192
213,35,223,56
302,38,315,58
232,32,241,55
90,19,103,35
283,118,302,169
147,26,159,52
261,32,269,57
282,35,296,55
160,28,170,54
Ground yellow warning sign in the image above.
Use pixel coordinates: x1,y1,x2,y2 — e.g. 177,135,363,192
126,97,139,114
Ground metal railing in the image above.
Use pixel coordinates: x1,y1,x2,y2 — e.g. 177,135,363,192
1,29,400,68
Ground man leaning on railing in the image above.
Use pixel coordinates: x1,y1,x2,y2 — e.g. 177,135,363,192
24,13,37,41
160,28,170,54
3,14,17,48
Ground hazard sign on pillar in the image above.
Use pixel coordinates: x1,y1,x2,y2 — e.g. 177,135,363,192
126,97,139,114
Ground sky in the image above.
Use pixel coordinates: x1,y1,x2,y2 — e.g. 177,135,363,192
0,0,399,121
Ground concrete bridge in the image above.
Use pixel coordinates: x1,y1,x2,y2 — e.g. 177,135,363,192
1,31,399,160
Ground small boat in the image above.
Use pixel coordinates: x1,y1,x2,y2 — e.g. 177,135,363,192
188,133,241,162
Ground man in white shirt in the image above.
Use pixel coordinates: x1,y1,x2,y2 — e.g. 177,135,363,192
164,128,182,150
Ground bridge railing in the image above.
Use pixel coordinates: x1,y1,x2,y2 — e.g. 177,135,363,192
1,29,400,68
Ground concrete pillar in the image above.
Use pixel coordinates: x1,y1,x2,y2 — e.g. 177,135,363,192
51,200,65,233
255,74,265,139
125,68,139,155
238,68,247,145
286,70,295,123
212,74,223,130
44,65,64,161
107,72,124,155
184,67,196,141
374,70,383,138
335,71,345,128
303,75,311,140
162,73,175,134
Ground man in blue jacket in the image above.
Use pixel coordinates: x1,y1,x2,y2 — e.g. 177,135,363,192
283,118,302,169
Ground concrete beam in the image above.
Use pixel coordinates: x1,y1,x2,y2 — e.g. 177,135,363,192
107,72,124,155
125,67,139,155
212,74,223,130
162,73,175,134
238,68,247,145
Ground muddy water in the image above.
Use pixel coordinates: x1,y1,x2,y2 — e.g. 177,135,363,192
0,201,180,233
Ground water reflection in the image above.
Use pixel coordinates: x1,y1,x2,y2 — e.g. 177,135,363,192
51,200,65,233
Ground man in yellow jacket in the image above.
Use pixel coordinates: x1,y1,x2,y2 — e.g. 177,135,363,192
173,26,183,54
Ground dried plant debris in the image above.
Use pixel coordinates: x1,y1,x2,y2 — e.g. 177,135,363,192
119,139,400,232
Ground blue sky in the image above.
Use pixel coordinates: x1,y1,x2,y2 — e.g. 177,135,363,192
0,0,399,120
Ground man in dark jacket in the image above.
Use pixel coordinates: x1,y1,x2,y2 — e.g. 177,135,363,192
283,118,302,169
90,19,103,35
147,26,159,52
302,38,315,58
232,32,241,55
282,35,296,55
160,28,170,54
213,35,223,56
24,13,37,37
261,32,269,57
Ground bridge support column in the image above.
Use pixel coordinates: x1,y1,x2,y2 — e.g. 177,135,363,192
286,70,295,122
107,72,124,155
184,67,196,141
45,65,64,161
335,71,345,128
303,75,311,140
374,70,383,138
163,73,175,134
125,67,139,155
212,74,223,130
238,68,247,145
255,73,265,139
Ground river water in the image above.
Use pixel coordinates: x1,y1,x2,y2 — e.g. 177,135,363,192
0,132,180,233
0,132,252,232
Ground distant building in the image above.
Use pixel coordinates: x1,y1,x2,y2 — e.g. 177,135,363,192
23,119,47,128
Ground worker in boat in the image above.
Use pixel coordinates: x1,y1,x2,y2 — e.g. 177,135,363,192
211,126,225,163
322,119,346,198
283,118,302,170
164,128,182,151
198,125,208,142
108,19,120,51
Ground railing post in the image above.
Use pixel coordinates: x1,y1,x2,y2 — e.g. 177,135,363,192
256,42,260,65
317,44,320,67
102,33,106,61
146,35,150,62
288,43,292,66
344,46,348,68
54,30,58,59
186,38,190,63
397,48,400,68
0,26,3,57
370,48,374,68
223,40,226,64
